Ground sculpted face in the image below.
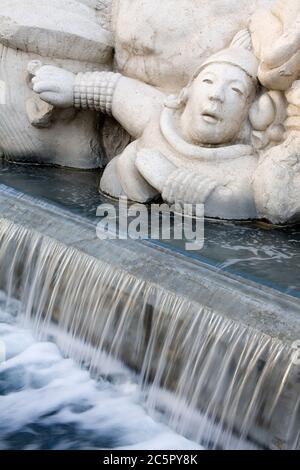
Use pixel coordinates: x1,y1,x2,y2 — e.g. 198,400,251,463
180,63,254,145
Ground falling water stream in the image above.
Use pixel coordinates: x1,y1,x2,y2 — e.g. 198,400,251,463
0,218,299,450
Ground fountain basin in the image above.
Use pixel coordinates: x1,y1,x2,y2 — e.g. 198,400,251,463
0,175,299,450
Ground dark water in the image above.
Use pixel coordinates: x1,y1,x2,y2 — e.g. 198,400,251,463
1,161,300,297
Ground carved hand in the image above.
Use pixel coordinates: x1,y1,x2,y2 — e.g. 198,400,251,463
29,63,75,108
162,169,218,206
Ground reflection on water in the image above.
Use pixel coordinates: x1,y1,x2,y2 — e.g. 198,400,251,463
0,161,300,296
0,292,200,450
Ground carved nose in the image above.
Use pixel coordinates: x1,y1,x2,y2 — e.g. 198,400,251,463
209,88,225,103
209,94,224,104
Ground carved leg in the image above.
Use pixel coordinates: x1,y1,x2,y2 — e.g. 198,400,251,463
100,141,159,203
100,156,126,199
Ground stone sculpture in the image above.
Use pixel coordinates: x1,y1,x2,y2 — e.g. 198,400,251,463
30,34,285,220
2,0,300,223
0,0,272,168
250,0,300,223
0,0,113,168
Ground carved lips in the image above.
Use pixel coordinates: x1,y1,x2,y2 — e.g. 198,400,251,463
201,109,222,124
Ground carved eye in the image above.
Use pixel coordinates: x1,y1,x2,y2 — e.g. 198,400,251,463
232,87,244,96
203,78,213,84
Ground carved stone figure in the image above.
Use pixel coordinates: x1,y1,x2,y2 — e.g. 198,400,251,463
31,37,284,220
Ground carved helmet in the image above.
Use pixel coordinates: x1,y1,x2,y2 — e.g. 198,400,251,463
194,48,259,82
166,30,259,110
193,30,259,82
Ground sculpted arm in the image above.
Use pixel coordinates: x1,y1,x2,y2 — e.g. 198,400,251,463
160,168,256,219
30,65,164,139
250,6,300,90
251,9,289,67
111,75,165,138
74,71,164,138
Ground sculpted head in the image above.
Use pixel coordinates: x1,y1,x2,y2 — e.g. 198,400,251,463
179,48,259,145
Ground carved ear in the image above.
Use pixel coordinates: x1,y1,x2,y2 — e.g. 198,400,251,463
164,87,189,109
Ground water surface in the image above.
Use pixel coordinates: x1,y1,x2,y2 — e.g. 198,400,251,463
1,161,300,297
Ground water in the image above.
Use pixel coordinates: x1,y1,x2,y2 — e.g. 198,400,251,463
0,219,299,450
1,161,300,297
0,292,201,450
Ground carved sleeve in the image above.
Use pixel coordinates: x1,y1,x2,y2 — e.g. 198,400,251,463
74,71,121,115
74,70,165,138
162,169,218,205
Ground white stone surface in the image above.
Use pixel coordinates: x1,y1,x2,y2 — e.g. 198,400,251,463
0,0,113,63
33,42,275,219
2,0,300,222
0,0,113,168
250,0,300,223
112,0,273,93
251,0,300,92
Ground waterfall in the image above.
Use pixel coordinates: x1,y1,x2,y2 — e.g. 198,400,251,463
0,217,299,450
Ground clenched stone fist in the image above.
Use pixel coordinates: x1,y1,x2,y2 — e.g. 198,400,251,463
28,62,75,108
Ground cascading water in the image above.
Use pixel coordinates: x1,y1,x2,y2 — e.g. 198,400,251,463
0,292,199,451
0,218,299,450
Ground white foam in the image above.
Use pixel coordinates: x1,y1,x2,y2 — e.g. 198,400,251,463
0,296,202,450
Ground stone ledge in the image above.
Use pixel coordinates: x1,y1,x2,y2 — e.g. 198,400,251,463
0,183,300,346
1,183,300,449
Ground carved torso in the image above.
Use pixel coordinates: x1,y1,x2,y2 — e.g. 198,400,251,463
136,108,258,191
